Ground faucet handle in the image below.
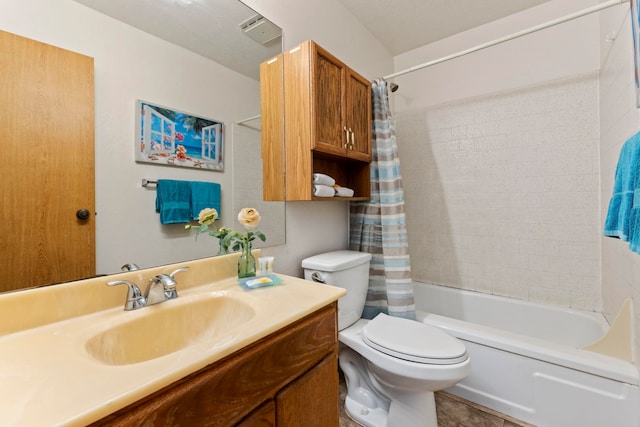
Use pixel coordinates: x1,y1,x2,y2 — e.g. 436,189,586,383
107,280,146,311
161,267,189,300
121,263,140,271
169,266,189,278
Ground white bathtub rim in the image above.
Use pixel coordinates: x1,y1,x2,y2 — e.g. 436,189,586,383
413,283,609,346
416,310,639,386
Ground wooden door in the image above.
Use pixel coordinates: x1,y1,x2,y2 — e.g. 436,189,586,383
346,69,372,162
0,30,95,291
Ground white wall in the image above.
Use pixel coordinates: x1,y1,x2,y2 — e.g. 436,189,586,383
393,0,601,111
599,3,640,363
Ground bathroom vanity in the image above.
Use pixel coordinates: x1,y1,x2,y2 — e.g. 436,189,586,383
92,304,339,426
0,252,345,426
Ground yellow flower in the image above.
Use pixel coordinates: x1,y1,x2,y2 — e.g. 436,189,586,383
198,208,218,225
237,208,261,231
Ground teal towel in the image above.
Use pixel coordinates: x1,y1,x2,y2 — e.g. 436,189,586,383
190,181,221,219
155,180,192,224
604,131,640,253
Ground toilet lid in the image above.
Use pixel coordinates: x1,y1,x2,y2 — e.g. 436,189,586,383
362,313,468,365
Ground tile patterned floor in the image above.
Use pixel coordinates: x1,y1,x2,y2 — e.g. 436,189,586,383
435,392,535,427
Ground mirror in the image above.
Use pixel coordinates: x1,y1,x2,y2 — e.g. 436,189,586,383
3,0,284,291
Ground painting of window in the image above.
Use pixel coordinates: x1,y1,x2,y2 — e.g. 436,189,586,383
135,100,224,170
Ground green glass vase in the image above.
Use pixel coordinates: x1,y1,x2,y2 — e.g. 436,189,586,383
237,243,256,278
217,239,230,256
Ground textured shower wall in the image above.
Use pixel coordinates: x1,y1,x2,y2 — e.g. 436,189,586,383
396,73,601,311
599,9,640,365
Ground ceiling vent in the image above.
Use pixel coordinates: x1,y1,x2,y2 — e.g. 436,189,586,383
240,14,281,45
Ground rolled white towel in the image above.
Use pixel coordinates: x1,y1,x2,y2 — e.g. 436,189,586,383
313,184,336,197
313,173,336,187
334,187,354,197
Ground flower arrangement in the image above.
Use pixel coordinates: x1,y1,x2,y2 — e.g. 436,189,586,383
185,207,232,254
186,207,266,277
227,208,266,278
226,208,266,252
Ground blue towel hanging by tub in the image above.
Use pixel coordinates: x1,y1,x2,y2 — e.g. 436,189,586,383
155,179,192,224
604,131,640,253
190,181,221,219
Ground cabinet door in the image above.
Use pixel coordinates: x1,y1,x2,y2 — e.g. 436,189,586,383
275,355,339,427
346,69,372,162
237,400,276,427
312,44,347,157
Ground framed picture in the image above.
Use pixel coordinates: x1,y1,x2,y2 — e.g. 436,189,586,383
135,100,224,171
632,0,640,107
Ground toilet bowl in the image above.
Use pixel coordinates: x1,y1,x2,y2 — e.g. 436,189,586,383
302,250,470,427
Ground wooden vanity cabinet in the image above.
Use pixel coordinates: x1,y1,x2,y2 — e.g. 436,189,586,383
261,40,371,201
91,303,339,427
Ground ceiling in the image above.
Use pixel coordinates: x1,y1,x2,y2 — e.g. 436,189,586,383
72,0,552,80
72,0,282,80
338,0,553,55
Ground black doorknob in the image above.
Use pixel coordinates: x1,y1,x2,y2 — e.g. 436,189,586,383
76,209,91,220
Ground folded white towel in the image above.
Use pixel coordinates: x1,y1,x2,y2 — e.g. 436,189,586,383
334,187,354,197
313,173,336,187
313,184,336,197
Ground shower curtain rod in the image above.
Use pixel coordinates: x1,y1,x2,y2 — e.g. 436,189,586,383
383,0,629,81
235,114,261,124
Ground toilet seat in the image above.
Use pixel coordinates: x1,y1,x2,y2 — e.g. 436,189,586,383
362,313,468,365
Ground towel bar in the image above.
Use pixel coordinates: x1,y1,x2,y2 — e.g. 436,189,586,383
141,179,157,187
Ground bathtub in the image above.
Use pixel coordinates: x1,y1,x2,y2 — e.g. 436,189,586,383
413,282,639,427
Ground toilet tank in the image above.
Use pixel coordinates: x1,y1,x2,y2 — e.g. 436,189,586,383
302,250,372,330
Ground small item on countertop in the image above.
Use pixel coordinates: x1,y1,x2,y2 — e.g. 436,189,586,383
238,273,283,289
258,256,274,275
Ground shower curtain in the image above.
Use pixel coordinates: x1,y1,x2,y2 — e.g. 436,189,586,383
349,79,415,320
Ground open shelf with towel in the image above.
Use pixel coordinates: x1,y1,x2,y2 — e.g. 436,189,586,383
309,155,370,201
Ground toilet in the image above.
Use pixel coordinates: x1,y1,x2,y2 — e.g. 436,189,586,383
302,250,470,427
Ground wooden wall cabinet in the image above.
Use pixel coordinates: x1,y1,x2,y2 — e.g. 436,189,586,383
91,303,339,427
261,40,371,201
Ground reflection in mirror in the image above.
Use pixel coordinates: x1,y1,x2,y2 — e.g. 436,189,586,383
1,0,284,292
233,121,285,248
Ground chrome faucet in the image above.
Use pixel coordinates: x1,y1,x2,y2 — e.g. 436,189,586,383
106,279,147,311
121,263,140,271
106,266,189,310
144,267,189,306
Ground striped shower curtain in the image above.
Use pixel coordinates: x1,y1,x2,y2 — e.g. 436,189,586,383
349,79,415,320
